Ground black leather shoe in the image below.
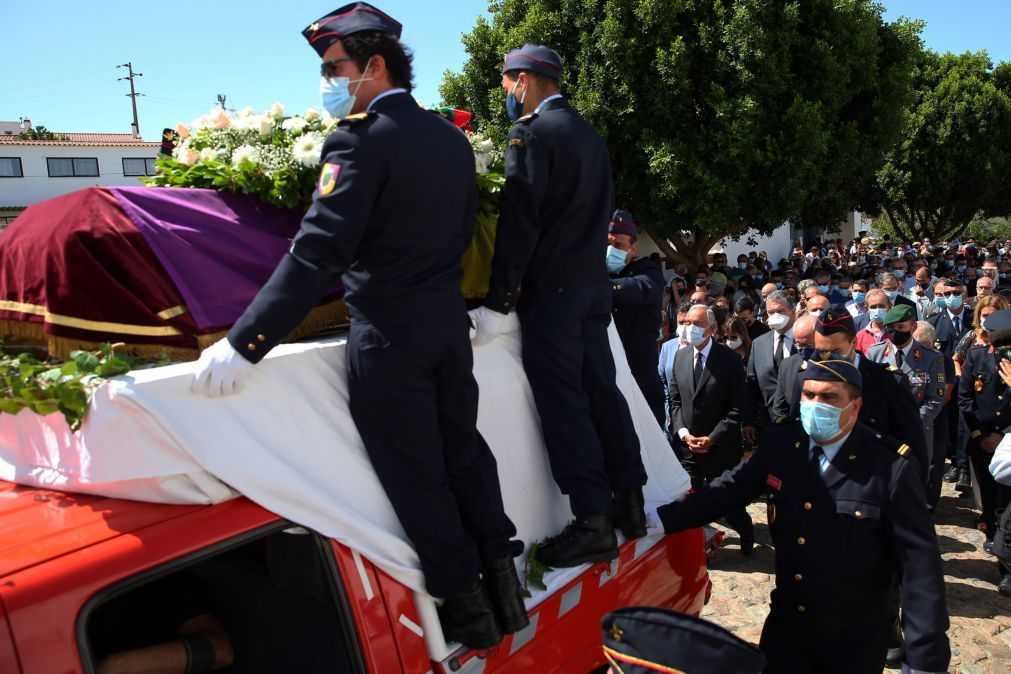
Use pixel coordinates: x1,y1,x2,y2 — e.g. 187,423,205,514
999,575,1011,598
983,540,995,556
538,514,619,568
885,619,904,668
739,532,755,556
438,581,503,650
955,467,971,492
483,556,530,634
942,464,959,483
612,488,647,540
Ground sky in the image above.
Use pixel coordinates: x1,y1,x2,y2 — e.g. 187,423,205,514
2,1,1010,139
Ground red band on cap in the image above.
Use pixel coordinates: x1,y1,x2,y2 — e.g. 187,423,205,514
504,52,561,72
310,6,402,43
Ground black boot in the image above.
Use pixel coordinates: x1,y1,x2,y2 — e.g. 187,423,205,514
438,580,503,650
483,556,530,634
537,514,619,568
884,617,904,668
955,466,971,493
612,488,647,539
942,464,959,483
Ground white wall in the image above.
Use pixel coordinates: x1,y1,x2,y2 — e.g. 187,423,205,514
0,145,160,207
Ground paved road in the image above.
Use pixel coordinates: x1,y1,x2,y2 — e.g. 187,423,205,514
700,482,1011,673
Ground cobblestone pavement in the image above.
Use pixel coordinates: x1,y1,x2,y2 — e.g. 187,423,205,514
700,482,1011,673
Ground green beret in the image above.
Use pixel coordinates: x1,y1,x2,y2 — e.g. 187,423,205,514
884,304,916,325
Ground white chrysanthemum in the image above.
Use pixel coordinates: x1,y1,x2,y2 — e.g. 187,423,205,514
281,117,308,133
236,106,255,119
259,116,275,138
199,147,222,163
292,132,325,168
303,108,321,122
232,145,257,166
232,114,261,131
269,102,285,119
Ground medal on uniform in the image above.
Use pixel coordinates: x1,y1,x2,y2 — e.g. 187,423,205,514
913,348,921,360
976,378,985,392
767,500,777,525
317,162,341,195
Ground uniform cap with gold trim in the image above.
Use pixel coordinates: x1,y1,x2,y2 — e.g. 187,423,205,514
602,607,766,674
800,357,863,392
303,3,402,58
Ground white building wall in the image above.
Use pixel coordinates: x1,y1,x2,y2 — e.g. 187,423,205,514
0,145,160,207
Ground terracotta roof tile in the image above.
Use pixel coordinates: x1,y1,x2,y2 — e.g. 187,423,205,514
0,132,159,147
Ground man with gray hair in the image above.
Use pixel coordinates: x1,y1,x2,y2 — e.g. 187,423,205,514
743,290,797,443
669,304,753,553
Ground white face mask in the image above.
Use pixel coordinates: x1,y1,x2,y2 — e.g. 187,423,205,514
726,336,743,350
678,324,707,347
767,312,790,332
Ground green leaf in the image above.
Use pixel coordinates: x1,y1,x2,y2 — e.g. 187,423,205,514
71,350,101,373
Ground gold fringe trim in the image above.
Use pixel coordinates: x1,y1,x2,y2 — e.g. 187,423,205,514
47,336,198,362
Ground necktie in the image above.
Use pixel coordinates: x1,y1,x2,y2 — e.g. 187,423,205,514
809,445,824,487
952,315,960,335
896,347,904,369
773,334,784,369
694,351,704,387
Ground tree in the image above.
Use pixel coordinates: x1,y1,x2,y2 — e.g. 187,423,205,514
441,0,920,269
875,50,1011,242
16,125,68,141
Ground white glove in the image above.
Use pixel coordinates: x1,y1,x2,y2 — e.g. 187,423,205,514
645,506,665,536
191,337,256,398
468,306,509,347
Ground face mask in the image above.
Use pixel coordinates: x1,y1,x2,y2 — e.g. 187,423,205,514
726,336,743,350
767,312,790,332
738,262,748,270
800,400,854,443
852,291,865,304
753,275,764,283
678,324,707,347
958,265,967,273
319,58,373,119
869,308,887,323
930,263,938,271
505,79,527,121
947,295,963,310
887,327,912,346
884,290,899,302
605,245,629,274
696,278,707,286
893,269,905,279
838,288,851,298
934,295,947,308
817,284,830,294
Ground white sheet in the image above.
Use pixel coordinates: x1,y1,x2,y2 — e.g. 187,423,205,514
0,318,690,597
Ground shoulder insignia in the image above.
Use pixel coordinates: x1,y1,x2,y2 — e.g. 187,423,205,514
896,443,911,458
774,416,787,425
888,364,899,372
509,137,525,149
337,110,376,126
800,361,808,371
515,112,539,124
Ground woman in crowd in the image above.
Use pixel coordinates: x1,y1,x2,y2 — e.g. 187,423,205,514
953,294,1009,376
722,317,752,361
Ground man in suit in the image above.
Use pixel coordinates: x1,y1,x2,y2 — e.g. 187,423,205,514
469,44,648,568
669,304,753,553
772,308,930,486
909,266,938,320
190,3,525,649
880,271,916,312
650,358,950,674
742,290,797,444
866,304,946,496
770,315,817,416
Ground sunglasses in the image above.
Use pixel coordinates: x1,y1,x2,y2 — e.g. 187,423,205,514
321,57,353,79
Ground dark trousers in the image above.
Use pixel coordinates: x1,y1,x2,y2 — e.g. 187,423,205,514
760,609,890,674
346,299,516,597
682,448,753,539
518,284,647,515
968,439,1010,537
928,410,950,509
631,368,666,429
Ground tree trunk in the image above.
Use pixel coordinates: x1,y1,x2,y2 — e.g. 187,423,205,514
644,228,724,274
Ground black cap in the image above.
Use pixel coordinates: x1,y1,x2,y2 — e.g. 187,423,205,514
502,43,563,78
303,3,402,58
800,357,863,392
814,305,856,337
602,607,766,674
983,308,1011,347
609,210,637,240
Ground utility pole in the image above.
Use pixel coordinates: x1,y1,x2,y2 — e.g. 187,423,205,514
217,94,227,110
117,62,143,138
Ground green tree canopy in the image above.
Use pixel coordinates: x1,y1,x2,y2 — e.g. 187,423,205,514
441,0,921,267
16,125,68,141
876,50,1011,243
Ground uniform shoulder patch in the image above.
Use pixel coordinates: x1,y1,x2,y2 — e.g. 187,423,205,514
337,110,377,126
508,137,525,149
515,112,539,124
317,162,341,195
896,443,912,459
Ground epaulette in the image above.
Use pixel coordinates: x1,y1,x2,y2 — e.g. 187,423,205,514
337,110,377,126
896,443,912,459
800,360,808,370
514,112,538,125
774,416,787,425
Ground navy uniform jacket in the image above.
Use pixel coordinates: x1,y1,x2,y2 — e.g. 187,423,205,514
611,257,664,375
958,344,1011,441
771,355,930,485
484,97,612,313
658,421,950,672
229,92,477,359
927,309,973,361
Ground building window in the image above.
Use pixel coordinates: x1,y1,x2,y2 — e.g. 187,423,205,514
0,157,23,178
47,157,99,177
123,157,158,177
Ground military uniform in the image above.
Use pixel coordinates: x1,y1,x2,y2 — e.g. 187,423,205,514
611,256,665,425
657,421,950,673
483,94,646,517
227,90,518,598
865,339,945,469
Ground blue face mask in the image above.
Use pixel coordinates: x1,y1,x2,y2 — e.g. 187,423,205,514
869,307,887,323
319,61,372,119
837,288,851,298
753,275,764,283
505,79,527,121
947,295,963,310
893,269,905,279
605,245,629,274
884,289,899,302
852,291,866,304
958,265,967,273
817,284,830,294
800,400,854,443
679,324,707,347
934,295,947,308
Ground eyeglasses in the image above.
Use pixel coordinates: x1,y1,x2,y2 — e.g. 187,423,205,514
321,57,353,79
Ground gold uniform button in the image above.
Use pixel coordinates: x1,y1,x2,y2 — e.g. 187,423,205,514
803,502,813,510
854,510,862,518
257,334,266,342
247,343,256,352
870,418,877,423
797,537,806,545
797,605,806,613
794,573,803,581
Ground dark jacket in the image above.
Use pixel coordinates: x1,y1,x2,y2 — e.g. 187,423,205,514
484,97,613,313
927,309,973,361
611,257,664,376
958,344,1011,441
658,421,950,673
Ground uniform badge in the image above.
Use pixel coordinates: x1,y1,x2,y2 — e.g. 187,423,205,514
766,474,782,490
975,378,985,392
937,373,945,384
913,348,921,360
317,162,341,195
884,345,891,357
509,138,525,149
934,340,942,350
